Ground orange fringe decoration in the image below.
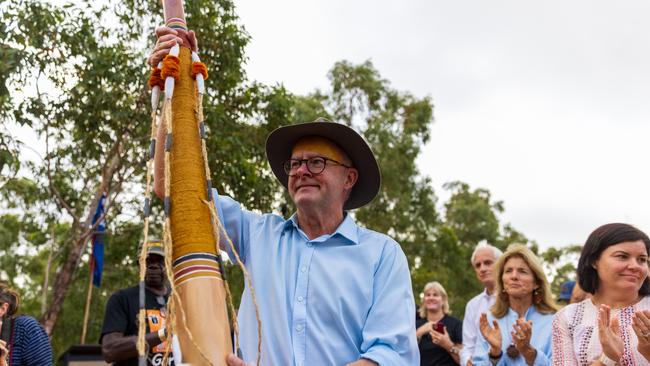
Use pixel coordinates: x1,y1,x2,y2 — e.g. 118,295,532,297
161,55,181,81
191,62,208,80
148,67,164,90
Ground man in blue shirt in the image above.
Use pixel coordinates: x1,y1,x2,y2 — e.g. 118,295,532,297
220,121,419,366
151,27,418,366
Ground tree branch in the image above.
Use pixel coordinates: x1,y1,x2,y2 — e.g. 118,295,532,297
45,124,77,221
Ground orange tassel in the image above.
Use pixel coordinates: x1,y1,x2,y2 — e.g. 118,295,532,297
191,62,208,80
148,67,165,90
161,55,181,81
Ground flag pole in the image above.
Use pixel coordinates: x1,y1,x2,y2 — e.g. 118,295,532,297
80,263,94,344
80,192,106,344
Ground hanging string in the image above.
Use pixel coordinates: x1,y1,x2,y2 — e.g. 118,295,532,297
161,45,179,354
141,45,263,366
136,59,163,365
191,50,261,365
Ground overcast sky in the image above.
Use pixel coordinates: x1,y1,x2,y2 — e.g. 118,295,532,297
233,0,650,249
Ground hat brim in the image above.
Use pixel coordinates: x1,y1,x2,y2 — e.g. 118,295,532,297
265,121,381,210
147,248,165,258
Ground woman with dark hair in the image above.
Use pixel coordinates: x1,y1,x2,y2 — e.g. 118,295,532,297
0,285,52,365
473,244,558,365
416,281,463,365
552,223,650,365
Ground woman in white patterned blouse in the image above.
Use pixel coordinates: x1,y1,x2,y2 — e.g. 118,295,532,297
552,223,650,366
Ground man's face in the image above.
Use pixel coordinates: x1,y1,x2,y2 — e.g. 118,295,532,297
287,148,357,213
473,248,497,287
144,254,165,288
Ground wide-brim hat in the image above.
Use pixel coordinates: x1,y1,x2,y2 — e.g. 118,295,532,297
265,118,381,210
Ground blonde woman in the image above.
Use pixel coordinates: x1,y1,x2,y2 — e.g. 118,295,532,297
473,245,558,366
416,281,463,365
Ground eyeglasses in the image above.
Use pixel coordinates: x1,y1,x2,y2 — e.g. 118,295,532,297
283,156,351,176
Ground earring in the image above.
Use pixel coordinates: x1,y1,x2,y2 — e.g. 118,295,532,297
533,288,542,304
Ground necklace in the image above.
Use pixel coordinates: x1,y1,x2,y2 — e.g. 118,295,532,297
506,344,519,358
505,307,531,359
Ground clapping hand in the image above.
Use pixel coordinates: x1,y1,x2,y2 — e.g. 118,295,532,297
479,313,502,355
632,309,650,361
512,317,538,363
511,318,533,353
597,304,623,362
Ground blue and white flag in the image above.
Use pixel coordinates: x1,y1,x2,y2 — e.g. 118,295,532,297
91,193,106,287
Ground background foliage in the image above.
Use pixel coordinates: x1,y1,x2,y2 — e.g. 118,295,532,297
1,0,580,359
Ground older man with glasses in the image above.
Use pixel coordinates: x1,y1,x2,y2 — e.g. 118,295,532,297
154,114,419,365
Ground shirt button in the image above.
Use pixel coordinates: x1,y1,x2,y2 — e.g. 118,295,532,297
297,296,304,302
300,267,307,273
296,324,303,332
307,243,313,247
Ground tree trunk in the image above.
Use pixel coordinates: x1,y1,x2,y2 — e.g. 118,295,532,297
41,228,55,315
40,141,124,335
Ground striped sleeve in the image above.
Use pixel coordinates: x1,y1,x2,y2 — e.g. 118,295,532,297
13,316,53,366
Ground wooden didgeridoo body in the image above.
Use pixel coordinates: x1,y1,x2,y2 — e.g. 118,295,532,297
163,1,232,365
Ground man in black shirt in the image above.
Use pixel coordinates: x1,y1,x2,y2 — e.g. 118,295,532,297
100,241,174,366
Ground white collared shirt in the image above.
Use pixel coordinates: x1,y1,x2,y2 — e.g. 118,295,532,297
460,288,496,366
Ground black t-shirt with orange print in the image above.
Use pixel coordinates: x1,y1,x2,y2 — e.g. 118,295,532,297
100,285,174,366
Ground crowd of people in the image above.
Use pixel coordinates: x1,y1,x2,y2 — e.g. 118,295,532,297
2,221,647,366
104,25,650,365
2,25,649,366
417,223,650,366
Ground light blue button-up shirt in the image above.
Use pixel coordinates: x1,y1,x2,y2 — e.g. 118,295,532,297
472,306,553,366
214,191,419,366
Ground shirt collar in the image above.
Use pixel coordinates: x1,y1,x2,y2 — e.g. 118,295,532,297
284,213,299,230
482,288,494,298
507,305,536,319
283,212,359,245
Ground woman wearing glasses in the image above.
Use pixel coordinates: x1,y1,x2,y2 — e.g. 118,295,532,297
552,223,650,365
473,244,557,366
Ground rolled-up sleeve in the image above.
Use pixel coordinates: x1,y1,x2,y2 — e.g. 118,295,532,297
359,242,419,365
472,332,494,366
